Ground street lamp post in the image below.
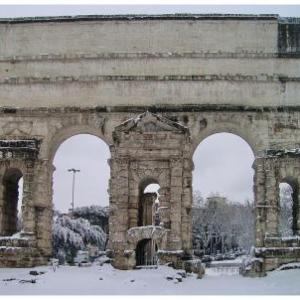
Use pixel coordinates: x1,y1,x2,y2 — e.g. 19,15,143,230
68,168,80,214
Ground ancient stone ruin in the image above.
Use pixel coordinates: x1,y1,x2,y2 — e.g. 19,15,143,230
0,14,300,276
107,111,193,269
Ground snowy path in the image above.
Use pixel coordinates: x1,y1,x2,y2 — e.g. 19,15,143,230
0,263,300,295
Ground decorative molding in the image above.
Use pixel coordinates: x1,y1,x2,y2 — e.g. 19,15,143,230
0,139,40,160
0,14,279,24
114,111,187,134
2,105,300,115
0,51,279,63
0,74,299,85
2,121,33,136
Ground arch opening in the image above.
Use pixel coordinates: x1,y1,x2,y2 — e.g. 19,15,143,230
192,132,255,257
279,180,298,237
52,134,110,213
0,168,23,236
51,134,110,264
138,180,160,227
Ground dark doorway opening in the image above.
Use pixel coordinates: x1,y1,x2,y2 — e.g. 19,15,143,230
1,168,23,236
136,238,158,266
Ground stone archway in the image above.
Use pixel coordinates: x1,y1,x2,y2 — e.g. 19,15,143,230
0,139,46,267
45,125,111,253
107,111,193,269
191,123,262,157
52,133,110,211
0,111,299,276
192,132,255,257
138,180,159,227
48,123,110,163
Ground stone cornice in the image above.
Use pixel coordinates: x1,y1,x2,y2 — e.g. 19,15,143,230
0,74,299,85
0,52,281,63
1,104,300,115
0,14,279,24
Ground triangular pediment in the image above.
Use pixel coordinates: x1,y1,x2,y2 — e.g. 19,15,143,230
114,111,187,134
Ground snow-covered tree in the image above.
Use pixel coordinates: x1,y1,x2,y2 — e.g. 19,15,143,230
193,191,204,208
72,205,109,233
52,213,107,264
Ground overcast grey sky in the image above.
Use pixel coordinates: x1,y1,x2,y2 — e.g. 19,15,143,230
193,133,254,204
53,135,110,212
0,5,300,17
5,5,298,212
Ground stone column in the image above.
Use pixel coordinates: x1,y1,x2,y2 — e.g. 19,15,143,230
169,158,183,250
264,159,280,237
296,182,300,235
181,157,193,253
108,156,132,269
0,170,4,235
21,168,36,236
157,186,170,230
31,160,53,256
253,157,267,247
254,156,280,245
108,157,130,246
128,162,139,228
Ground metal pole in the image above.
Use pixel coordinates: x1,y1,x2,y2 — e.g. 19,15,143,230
68,168,80,214
71,171,75,212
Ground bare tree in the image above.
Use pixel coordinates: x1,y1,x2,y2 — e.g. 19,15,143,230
192,192,255,255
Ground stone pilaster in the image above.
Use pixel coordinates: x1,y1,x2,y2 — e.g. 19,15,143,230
169,158,183,250
253,157,267,247
264,159,280,237
107,156,130,268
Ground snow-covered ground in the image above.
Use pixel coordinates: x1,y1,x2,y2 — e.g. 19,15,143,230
0,263,300,295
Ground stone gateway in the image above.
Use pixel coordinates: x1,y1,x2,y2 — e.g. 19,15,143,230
0,14,300,275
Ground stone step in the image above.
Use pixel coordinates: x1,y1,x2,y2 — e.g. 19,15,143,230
209,262,242,268
135,265,158,269
206,265,240,275
265,236,300,248
255,246,300,258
